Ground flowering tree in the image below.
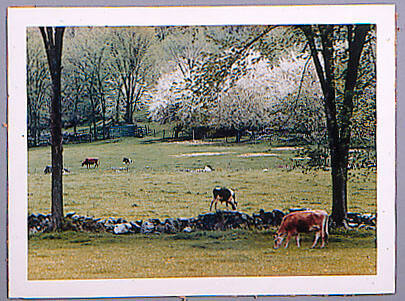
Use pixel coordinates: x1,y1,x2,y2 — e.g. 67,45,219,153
148,47,325,142
210,50,324,142
148,27,214,138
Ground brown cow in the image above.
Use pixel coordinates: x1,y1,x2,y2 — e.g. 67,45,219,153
274,210,329,249
81,157,99,169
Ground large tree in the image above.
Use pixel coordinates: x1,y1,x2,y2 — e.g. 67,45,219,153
109,29,155,124
39,26,65,230
299,25,371,226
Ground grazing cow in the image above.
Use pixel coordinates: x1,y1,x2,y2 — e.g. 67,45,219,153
81,157,99,168
123,157,133,165
44,165,52,174
210,187,237,211
274,210,329,249
203,165,214,172
44,165,70,174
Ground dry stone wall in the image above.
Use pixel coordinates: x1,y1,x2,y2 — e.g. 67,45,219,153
28,209,376,235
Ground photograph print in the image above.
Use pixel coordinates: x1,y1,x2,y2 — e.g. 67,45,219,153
7,5,396,298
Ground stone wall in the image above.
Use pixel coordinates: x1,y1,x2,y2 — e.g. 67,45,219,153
28,209,376,235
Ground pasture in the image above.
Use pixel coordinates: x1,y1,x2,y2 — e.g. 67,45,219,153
28,137,377,279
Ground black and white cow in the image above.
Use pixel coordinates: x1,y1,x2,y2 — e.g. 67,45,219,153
43,165,70,174
210,187,237,211
122,157,133,165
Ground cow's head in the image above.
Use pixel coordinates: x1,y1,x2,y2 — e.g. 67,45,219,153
273,232,285,249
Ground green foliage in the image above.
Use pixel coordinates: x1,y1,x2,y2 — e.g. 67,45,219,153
27,25,376,149
296,145,376,173
297,145,330,170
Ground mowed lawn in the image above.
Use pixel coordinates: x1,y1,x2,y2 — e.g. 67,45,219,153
28,137,377,279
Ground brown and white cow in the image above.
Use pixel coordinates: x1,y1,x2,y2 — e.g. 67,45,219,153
210,187,237,211
274,210,329,249
81,157,99,169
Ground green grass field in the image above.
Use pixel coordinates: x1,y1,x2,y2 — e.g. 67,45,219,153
28,136,377,279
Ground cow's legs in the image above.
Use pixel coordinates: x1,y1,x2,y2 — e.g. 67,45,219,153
284,233,292,248
311,232,321,248
210,196,220,211
228,196,237,210
209,199,216,211
321,214,329,247
296,234,301,248
320,229,326,248
320,236,325,248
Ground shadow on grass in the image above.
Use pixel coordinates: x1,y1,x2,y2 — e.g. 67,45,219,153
30,227,376,251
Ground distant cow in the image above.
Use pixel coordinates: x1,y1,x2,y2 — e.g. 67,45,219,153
81,157,99,168
210,187,237,211
43,165,70,174
274,210,329,249
44,165,52,174
122,157,133,165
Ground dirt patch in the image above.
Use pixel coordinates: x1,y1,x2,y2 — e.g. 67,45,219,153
238,153,279,158
270,146,304,151
165,140,217,145
170,152,233,158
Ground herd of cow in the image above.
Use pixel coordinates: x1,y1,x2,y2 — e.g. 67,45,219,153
209,187,329,249
80,157,133,168
44,157,330,249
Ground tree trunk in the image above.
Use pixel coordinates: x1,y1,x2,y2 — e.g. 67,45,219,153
73,95,79,135
89,124,92,142
115,87,121,125
39,27,65,230
329,140,348,225
125,89,132,124
32,113,38,146
300,24,369,227
102,112,106,140
93,117,97,141
101,93,106,140
235,130,241,143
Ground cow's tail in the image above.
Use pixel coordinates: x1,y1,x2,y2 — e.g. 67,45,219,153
323,213,329,243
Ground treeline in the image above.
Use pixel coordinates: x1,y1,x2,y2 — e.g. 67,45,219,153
27,25,376,147
27,27,158,146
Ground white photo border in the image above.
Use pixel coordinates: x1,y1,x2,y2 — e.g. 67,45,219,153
7,5,396,298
